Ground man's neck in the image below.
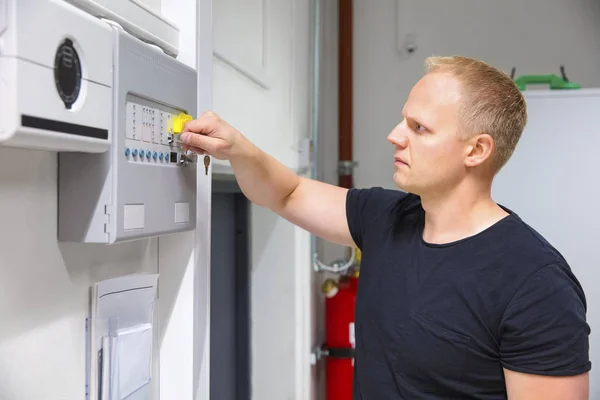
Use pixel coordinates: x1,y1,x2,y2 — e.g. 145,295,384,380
420,182,509,245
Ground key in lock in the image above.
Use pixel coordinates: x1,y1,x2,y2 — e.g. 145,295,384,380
204,155,211,175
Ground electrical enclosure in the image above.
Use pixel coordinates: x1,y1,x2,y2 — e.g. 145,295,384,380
58,25,197,244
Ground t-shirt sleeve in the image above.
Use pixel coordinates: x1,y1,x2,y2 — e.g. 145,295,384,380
346,187,410,249
499,263,591,376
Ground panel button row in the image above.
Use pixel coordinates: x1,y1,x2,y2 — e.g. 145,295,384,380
125,147,170,162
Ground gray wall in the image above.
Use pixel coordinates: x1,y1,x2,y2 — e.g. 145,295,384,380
351,0,600,190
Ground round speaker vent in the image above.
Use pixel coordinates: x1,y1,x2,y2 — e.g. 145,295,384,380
54,38,82,110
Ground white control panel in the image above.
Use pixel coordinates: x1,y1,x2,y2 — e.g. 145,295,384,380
0,0,112,153
58,25,197,244
123,98,186,166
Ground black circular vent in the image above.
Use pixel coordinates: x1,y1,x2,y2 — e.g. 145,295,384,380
54,39,82,110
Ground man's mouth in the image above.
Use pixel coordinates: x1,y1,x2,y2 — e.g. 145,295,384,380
394,157,408,166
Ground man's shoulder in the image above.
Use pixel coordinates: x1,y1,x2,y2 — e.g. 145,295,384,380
481,213,584,308
493,213,569,268
345,187,423,248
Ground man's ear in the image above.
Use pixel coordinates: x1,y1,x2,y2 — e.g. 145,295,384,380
464,134,495,168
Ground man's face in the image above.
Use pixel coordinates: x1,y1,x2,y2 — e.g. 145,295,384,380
387,72,471,196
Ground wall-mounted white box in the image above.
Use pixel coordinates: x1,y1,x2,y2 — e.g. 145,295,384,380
0,0,113,153
64,0,180,57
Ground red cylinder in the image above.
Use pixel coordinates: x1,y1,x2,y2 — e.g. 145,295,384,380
324,274,358,400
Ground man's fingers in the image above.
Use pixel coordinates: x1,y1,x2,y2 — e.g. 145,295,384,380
182,118,212,135
180,132,220,153
180,112,228,156
182,111,219,134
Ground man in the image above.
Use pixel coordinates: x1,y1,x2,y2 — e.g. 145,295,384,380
180,56,591,399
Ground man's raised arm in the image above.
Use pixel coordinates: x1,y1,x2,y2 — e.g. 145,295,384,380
180,111,355,248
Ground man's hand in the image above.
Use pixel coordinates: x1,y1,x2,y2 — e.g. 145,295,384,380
180,111,245,160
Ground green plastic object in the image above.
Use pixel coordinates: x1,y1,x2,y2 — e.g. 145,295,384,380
514,74,581,91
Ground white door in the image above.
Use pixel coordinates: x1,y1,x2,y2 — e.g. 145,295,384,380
212,0,311,173
212,0,314,399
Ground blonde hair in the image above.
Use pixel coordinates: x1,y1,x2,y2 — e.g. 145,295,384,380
425,56,527,172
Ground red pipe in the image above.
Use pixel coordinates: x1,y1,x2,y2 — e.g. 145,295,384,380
338,0,353,189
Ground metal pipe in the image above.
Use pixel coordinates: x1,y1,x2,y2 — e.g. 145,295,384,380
310,0,321,269
310,0,321,183
310,0,355,274
338,0,353,189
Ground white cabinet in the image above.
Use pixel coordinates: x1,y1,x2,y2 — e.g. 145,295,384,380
493,89,600,397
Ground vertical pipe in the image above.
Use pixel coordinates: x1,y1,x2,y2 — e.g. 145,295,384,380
311,0,321,183
310,0,321,267
338,0,353,189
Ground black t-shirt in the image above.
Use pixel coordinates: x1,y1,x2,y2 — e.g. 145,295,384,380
346,187,591,399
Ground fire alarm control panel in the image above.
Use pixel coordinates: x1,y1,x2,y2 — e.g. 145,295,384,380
58,25,197,244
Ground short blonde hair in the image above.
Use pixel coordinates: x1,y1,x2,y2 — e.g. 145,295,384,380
425,55,527,172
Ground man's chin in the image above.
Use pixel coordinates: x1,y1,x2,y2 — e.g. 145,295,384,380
393,175,419,194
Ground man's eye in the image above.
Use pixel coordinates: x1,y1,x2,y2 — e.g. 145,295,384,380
415,123,426,132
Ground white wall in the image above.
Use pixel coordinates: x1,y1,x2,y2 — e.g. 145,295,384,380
0,150,161,399
0,1,210,398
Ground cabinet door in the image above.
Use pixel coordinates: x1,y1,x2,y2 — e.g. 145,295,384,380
212,0,311,173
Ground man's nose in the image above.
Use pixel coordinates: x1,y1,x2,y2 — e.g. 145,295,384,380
387,130,408,148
